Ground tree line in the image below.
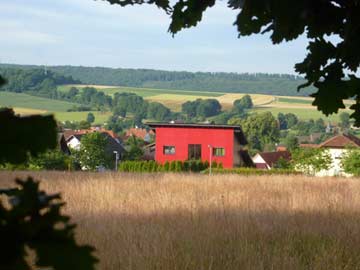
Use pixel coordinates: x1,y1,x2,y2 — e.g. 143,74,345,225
1,64,314,96
0,67,79,99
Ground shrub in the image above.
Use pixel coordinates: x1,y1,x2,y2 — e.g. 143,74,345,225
118,160,210,173
203,167,301,175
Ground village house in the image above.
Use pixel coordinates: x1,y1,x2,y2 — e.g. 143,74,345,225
124,127,154,143
63,128,125,160
148,122,253,168
252,151,291,170
301,133,360,176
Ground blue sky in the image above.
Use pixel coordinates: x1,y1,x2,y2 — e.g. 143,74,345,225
1,0,309,74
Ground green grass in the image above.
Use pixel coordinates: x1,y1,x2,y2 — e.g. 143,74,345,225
277,97,312,104
253,107,350,122
54,111,111,124
58,85,223,98
0,91,78,112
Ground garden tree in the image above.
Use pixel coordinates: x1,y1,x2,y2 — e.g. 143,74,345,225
341,148,360,176
29,150,71,170
76,132,110,171
213,112,236,124
339,112,351,129
123,135,144,161
291,148,332,175
104,0,360,126
274,157,291,169
284,134,299,152
284,113,298,129
277,113,287,130
308,118,326,133
86,112,95,124
79,120,91,129
234,112,279,151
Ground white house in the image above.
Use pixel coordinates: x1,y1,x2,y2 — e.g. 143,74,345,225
301,134,360,176
66,134,83,150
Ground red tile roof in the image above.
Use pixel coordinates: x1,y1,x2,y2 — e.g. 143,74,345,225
257,151,291,168
125,128,154,141
318,134,360,148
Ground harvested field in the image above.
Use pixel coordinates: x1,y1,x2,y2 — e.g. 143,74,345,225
1,172,360,270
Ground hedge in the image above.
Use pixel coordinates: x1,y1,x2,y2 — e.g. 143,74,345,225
118,160,222,173
202,167,301,175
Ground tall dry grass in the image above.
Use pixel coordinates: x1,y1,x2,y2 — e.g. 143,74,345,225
1,171,360,270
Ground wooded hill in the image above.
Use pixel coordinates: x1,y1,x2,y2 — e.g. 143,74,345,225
0,64,314,97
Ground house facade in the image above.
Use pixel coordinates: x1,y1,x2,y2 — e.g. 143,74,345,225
148,122,251,168
301,133,360,176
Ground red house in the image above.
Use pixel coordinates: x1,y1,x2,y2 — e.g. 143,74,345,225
148,122,252,168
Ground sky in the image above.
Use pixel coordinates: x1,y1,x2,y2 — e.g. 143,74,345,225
0,0,310,74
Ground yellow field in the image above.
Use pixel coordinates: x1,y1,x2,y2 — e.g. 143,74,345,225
147,93,275,111
217,93,274,109
2,171,360,270
146,94,213,111
12,107,47,115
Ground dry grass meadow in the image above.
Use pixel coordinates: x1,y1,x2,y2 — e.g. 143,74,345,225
2,171,360,269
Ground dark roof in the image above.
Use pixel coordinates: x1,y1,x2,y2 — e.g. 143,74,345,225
147,122,244,130
256,151,291,167
318,133,360,148
147,122,248,145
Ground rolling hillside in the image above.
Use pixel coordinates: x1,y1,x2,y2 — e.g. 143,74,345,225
1,84,348,123
1,63,315,97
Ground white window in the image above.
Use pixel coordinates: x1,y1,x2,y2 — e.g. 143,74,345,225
163,146,176,155
213,147,225,156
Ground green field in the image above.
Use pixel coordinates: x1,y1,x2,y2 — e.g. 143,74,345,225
277,97,312,104
58,84,222,98
54,111,111,124
0,91,77,112
253,107,350,122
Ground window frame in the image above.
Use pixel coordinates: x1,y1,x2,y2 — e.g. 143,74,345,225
212,147,225,157
163,145,176,155
188,144,202,160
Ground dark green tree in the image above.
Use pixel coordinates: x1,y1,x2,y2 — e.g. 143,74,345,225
234,112,279,151
339,112,351,129
86,112,95,124
277,113,287,130
234,94,253,110
284,113,298,129
284,134,299,152
123,135,144,161
342,149,360,176
79,120,91,129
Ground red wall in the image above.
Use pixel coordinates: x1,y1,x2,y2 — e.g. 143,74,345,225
154,127,235,168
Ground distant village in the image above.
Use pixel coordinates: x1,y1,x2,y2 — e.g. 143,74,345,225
57,120,360,177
